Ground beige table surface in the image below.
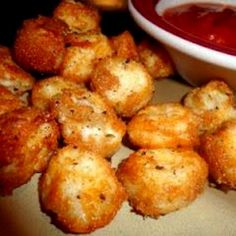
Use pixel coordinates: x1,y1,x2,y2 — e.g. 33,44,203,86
0,78,236,236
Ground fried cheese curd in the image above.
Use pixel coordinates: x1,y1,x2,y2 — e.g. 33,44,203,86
87,0,127,11
39,146,127,233
31,76,85,110
117,148,208,218
0,85,24,116
127,103,200,149
0,46,34,98
110,31,139,60
200,120,236,189
51,88,126,158
138,37,174,79
0,107,59,195
90,56,154,117
53,0,101,33
60,32,112,83
13,16,68,74
183,80,236,134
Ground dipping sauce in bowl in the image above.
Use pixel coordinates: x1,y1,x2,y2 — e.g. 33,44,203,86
129,0,236,89
163,3,236,55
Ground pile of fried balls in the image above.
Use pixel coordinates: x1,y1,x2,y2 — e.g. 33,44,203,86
1,0,236,234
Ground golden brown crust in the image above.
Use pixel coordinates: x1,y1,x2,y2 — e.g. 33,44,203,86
138,37,174,79
31,76,85,110
39,145,127,233
51,88,126,158
127,103,200,149
90,56,154,117
200,120,236,189
0,85,24,116
0,45,34,95
13,16,67,74
110,31,139,60
183,80,236,134
87,0,127,11
53,0,101,33
117,148,208,218
0,107,59,195
60,32,112,83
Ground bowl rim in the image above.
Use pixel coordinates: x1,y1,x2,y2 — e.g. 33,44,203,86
128,0,236,70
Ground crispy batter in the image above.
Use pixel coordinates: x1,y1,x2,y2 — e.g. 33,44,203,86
31,76,85,110
200,120,236,189
0,107,59,195
0,85,24,116
117,148,208,218
61,32,112,83
51,88,126,158
138,37,174,79
110,31,139,60
53,0,101,33
90,56,154,117
13,16,68,74
87,0,127,11
127,103,200,149
65,32,112,55
183,80,236,134
39,145,127,233
0,46,34,96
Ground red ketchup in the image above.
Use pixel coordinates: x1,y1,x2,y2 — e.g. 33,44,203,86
162,3,236,52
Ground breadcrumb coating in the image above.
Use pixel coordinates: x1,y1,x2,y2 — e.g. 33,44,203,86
0,107,59,195
0,85,24,116
53,0,101,33
0,46,34,96
13,16,67,74
183,80,236,134
91,56,154,117
200,120,236,189
51,88,126,158
127,103,200,149
31,76,85,110
117,148,208,218
39,145,126,233
138,37,174,79
110,31,139,60
87,0,127,11
61,32,112,83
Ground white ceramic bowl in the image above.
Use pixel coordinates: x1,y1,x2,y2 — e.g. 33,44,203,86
129,0,236,89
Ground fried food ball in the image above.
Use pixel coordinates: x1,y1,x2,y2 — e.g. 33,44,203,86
51,88,126,158
87,0,127,11
60,32,112,83
200,120,236,189
110,31,139,60
53,0,101,33
39,145,127,233
31,76,85,110
138,37,174,79
0,85,24,116
0,107,59,195
127,103,200,149
90,56,154,117
13,16,68,74
183,80,236,134
117,148,208,218
0,46,34,96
